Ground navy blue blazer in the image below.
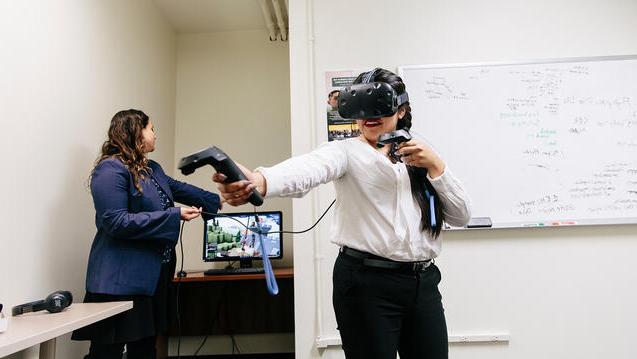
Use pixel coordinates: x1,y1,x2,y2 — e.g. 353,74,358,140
85,157,220,296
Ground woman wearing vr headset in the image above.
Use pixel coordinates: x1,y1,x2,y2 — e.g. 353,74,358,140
214,68,470,359
72,109,221,359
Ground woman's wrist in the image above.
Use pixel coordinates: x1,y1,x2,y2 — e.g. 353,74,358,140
254,171,267,196
428,159,446,179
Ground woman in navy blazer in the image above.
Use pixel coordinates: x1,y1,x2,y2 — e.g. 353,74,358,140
72,109,220,359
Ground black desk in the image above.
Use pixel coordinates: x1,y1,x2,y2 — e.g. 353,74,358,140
168,267,294,337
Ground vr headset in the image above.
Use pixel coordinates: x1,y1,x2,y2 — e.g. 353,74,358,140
338,68,409,119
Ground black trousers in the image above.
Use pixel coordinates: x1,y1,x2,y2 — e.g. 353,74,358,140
333,252,448,359
84,336,156,359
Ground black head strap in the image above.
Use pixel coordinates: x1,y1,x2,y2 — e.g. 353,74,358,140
361,68,382,84
397,92,409,106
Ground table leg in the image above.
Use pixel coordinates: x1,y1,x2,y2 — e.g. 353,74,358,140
39,338,56,359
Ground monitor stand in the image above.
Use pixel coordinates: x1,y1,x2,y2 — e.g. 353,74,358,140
239,258,253,269
203,258,265,275
236,258,264,273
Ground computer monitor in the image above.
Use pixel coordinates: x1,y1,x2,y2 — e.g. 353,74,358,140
203,211,283,268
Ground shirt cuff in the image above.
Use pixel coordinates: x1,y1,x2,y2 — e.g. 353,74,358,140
255,167,283,198
427,168,455,194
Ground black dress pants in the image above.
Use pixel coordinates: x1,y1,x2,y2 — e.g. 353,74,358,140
84,335,156,359
333,252,448,359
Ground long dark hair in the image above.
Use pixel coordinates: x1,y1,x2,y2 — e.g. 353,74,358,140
91,109,150,192
354,69,445,238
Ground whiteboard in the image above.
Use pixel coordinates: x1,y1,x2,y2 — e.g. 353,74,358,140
399,56,637,228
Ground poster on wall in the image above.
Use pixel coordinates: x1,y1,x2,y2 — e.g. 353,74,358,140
325,70,360,141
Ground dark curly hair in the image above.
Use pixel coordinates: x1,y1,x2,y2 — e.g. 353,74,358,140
91,109,151,192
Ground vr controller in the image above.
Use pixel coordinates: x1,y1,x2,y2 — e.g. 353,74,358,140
377,129,412,148
377,129,412,163
178,146,264,206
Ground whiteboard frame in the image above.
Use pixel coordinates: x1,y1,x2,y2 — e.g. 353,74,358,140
398,54,637,73
398,55,637,229
445,217,637,230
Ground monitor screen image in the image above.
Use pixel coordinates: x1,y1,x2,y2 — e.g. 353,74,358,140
203,211,282,262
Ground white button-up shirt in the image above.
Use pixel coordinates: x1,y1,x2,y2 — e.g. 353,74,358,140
257,137,471,262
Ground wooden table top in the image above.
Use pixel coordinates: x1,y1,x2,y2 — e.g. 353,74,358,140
0,301,132,357
173,267,294,282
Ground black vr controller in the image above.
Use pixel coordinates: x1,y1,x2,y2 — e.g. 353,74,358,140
377,129,412,163
178,146,264,206
377,129,412,148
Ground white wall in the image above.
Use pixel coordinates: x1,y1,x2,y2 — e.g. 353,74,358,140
289,1,637,359
170,29,293,355
0,1,176,358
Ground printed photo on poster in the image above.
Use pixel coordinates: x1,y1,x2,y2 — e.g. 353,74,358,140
325,70,361,141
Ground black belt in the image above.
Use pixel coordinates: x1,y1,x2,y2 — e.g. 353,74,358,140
340,246,433,272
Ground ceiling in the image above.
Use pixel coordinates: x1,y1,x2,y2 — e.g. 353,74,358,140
154,0,274,34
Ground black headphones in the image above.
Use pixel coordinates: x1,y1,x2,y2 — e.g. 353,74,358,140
12,291,73,316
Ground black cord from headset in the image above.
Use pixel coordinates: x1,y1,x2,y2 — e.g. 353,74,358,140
200,198,336,236
223,284,241,356
175,220,186,359
231,334,241,354
192,280,227,356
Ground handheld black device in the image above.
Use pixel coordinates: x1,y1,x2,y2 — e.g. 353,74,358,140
178,146,264,206
376,129,412,148
377,129,412,163
12,291,73,316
